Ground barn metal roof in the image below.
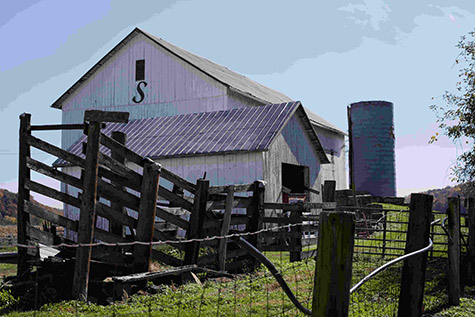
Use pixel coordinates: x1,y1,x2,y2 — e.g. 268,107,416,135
50,28,345,135
54,101,329,166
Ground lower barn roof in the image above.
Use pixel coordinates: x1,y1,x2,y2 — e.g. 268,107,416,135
54,101,329,166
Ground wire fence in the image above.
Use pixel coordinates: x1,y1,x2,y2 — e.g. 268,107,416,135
0,205,464,316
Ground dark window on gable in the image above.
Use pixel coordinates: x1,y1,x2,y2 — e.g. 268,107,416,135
136,59,145,81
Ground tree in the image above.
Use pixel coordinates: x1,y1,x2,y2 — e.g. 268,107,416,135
431,29,475,191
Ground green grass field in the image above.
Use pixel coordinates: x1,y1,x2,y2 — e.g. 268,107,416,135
0,205,474,316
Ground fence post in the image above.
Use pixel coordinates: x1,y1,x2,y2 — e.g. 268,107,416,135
312,211,355,317
381,209,388,258
468,197,475,285
110,131,127,237
447,197,461,306
397,193,433,317
17,113,31,280
322,180,336,203
184,178,209,265
247,180,265,269
72,110,129,301
133,159,161,273
72,120,102,301
218,185,234,271
289,205,302,262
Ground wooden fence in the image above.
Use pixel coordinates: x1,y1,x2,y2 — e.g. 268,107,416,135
16,111,276,300
17,110,340,300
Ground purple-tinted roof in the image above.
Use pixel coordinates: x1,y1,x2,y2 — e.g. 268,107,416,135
56,102,324,166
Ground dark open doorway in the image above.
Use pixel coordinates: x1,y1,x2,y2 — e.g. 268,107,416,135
282,163,309,203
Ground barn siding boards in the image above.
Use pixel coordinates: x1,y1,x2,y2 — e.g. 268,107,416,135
60,34,229,150
156,152,264,188
263,114,323,205
314,126,346,189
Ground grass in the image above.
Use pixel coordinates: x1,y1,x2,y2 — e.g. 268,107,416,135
1,205,475,316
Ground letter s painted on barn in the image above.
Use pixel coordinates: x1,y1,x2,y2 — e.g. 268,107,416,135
132,81,148,103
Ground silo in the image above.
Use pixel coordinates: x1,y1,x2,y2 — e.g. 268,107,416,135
348,100,396,197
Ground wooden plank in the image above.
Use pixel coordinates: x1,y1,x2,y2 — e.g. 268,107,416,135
0,253,18,264
84,110,129,123
184,179,209,265
24,200,78,231
100,132,143,166
397,193,433,317
27,226,64,246
94,228,130,244
17,113,31,279
158,186,193,211
202,215,248,230
96,202,136,229
312,211,355,317
98,153,142,187
262,217,291,224
26,157,83,190
263,202,336,211
97,178,140,211
110,131,127,238
30,124,84,131
72,120,101,301
134,159,161,273
322,180,336,202
447,197,461,306
207,197,251,210
98,165,141,192
160,168,196,195
155,207,189,230
112,265,198,283
25,179,81,208
218,185,234,271
208,183,254,195
27,134,85,167
151,249,182,267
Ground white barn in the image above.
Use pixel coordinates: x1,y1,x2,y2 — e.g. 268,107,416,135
52,28,346,224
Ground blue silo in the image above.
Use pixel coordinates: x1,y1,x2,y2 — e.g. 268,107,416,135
348,100,396,197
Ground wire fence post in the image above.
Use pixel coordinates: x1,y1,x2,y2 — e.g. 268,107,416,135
381,209,387,258
289,206,303,262
467,197,475,286
312,211,355,317
397,193,433,317
447,196,461,306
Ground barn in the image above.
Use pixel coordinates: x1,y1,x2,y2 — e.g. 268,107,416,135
51,28,346,224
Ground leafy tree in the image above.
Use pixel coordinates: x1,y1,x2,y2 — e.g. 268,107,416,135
431,29,475,191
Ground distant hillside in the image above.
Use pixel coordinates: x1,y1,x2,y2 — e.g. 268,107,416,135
419,185,465,213
0,188,63,225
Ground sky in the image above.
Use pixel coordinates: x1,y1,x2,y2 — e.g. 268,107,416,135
0,0,474,207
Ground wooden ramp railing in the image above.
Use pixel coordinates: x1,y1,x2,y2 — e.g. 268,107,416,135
16,110,276,300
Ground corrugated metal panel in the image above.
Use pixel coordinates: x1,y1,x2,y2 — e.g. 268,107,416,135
55,102,307,165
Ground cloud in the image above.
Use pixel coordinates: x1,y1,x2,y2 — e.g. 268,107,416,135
339,0,390,31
